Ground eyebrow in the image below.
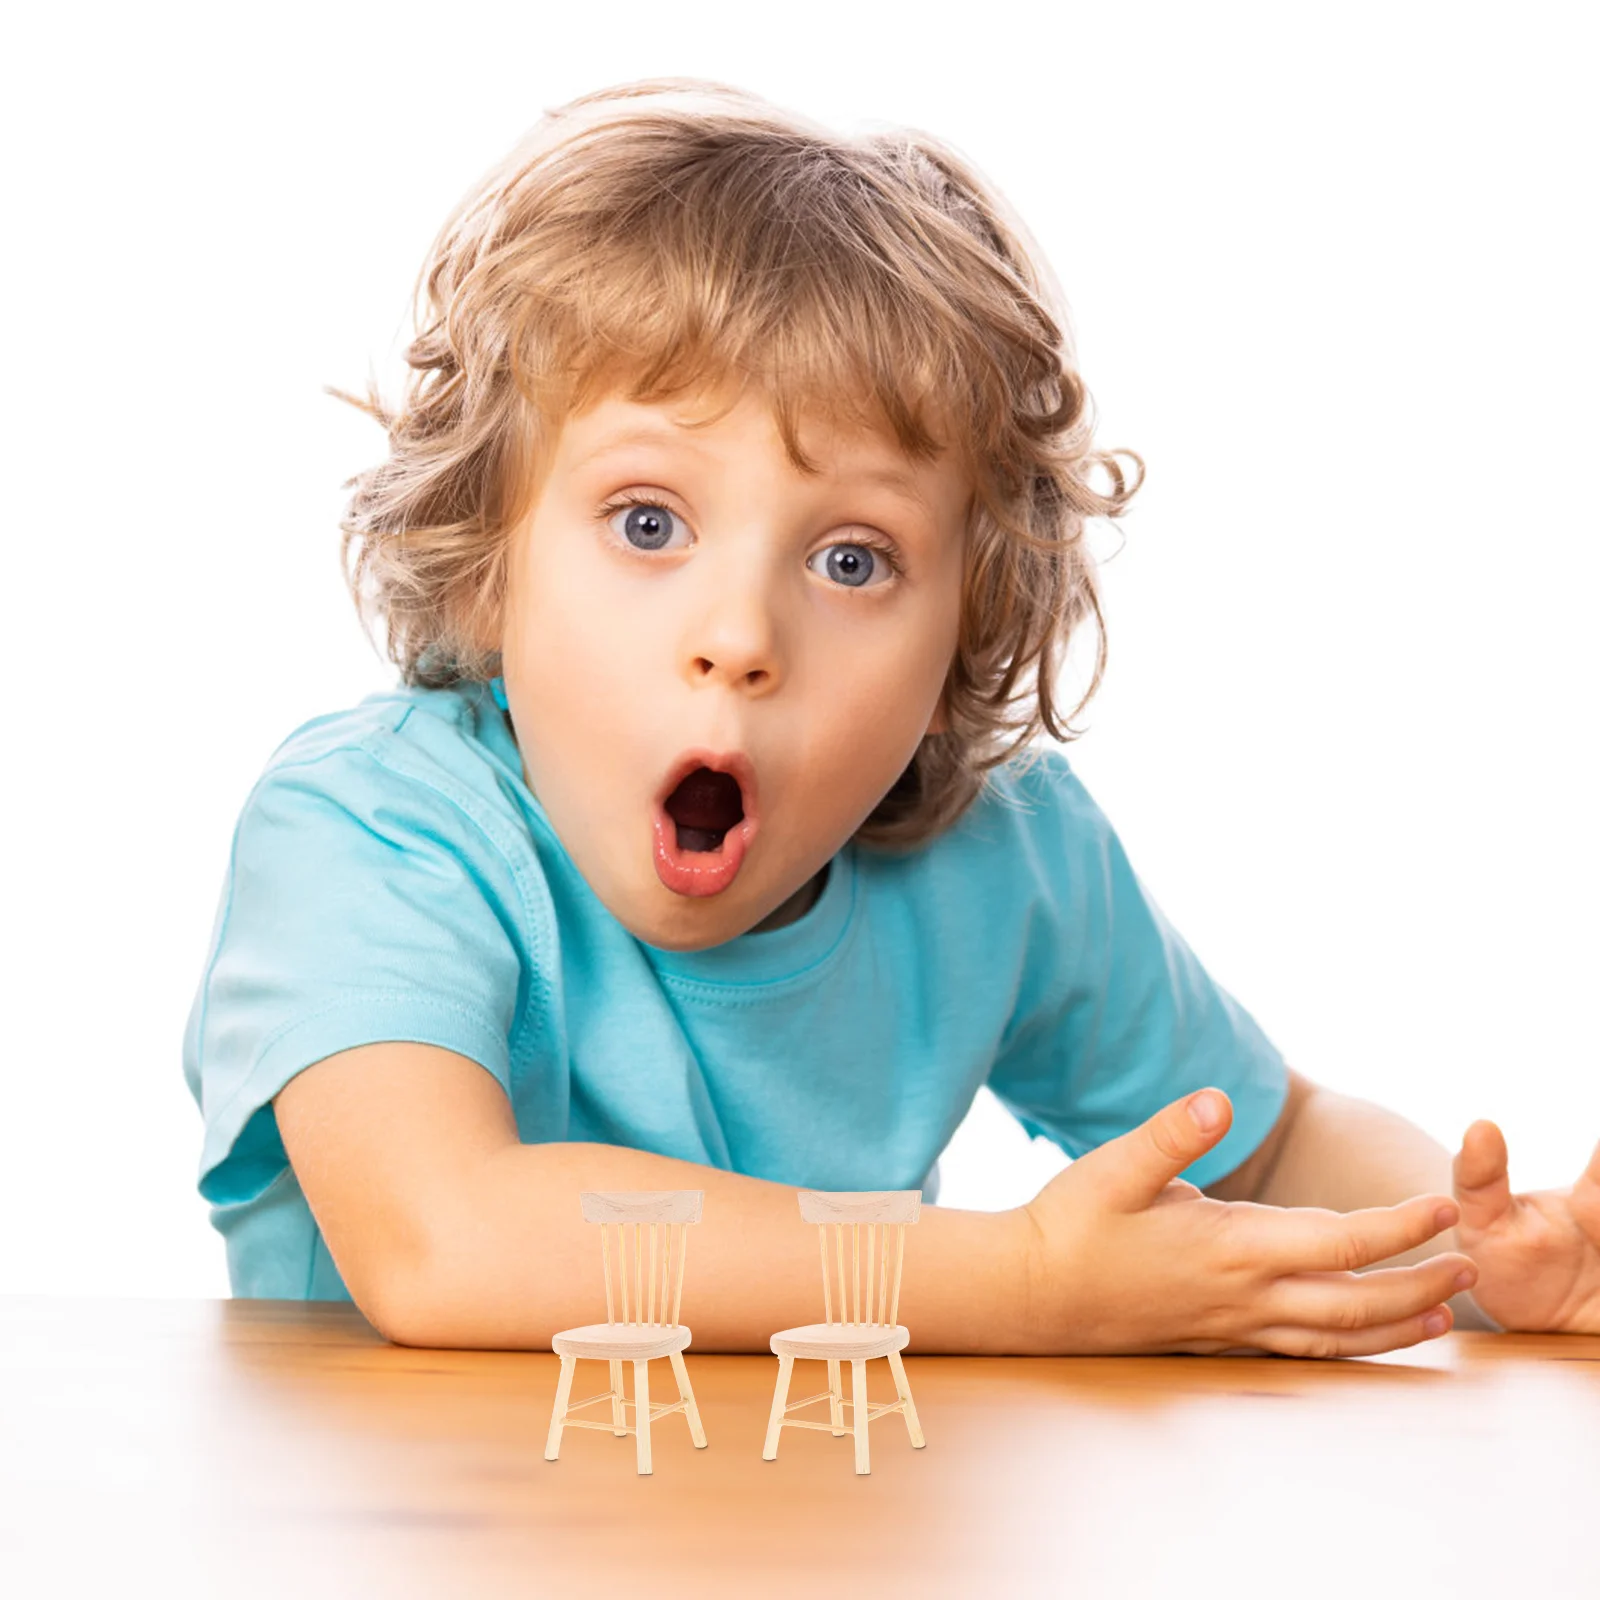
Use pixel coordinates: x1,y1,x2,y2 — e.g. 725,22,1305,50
572,427,935,512
572,425,709,471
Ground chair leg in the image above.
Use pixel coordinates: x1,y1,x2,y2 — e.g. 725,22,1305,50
763,1354,794,1461
633,1359,652,1475
851,1360,870,1474
828,1358,845,1436
887,1348,925,1448
544,1354,575,1461
609,1359,626,1436
669,1350,707,1448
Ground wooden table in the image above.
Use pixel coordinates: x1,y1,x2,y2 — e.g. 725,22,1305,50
3,1299,1597,1597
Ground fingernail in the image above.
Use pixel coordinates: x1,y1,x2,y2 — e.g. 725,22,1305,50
1423,1311,1449,1336
1454,1269,1476,1292
1189,1091,1223,1132
1433,1205,1458,1231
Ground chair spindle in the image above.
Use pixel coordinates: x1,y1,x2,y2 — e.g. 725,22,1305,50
890,1225,905,1325
885,1223,893,1321
620,1224,631,1323
834,1226,847,1326
673,1222,687,1328
661,1224,673,1326
851,1222,859,1324
648,1222,657,1326
602,1224,616,1325
819,1227,833,1323
634,1223,643,1325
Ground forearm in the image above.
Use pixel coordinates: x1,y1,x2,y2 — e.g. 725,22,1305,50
1258,1086,1496,1329
383,1140,1036,1353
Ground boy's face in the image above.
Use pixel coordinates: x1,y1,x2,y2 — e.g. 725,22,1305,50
496,384,970,951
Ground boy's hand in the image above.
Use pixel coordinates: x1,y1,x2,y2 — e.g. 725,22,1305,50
1020,1089,1475,1357
1451,1121,1600,1333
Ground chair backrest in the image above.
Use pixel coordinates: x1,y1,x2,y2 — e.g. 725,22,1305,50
797,1190,922,1329
579,1191,703,1328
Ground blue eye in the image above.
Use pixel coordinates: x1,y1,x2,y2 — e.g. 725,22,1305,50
809,543,888,589
609,501,682,551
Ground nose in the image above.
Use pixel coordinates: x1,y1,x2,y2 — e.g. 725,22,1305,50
681,558,783,696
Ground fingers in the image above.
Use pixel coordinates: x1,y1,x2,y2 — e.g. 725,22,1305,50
1078,1089,1234,1212
1266,1254,1476,1334
1248,1302,1455,1360
1453,1119,1513,1237
1242,1192,1461,1274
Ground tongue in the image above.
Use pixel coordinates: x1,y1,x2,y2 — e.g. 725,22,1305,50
675,826,725,852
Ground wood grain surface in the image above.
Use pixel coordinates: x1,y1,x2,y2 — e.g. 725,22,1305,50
2,1297,1596,1598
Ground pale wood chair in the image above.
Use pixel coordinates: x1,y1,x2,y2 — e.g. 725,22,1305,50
763,1189,926,1475
544,1191,707,1476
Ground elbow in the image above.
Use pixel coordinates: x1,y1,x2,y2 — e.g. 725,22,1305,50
349,1239,528,1350
339,1241,449,1348
361,1276,440,1348
352,1260,451,1350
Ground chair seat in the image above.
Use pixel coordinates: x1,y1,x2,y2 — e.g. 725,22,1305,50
770,1322,910,1361
551,1323,693,1361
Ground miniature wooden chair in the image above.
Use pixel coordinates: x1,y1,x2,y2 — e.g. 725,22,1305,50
763,1189,925,1475
544,1190,707,1476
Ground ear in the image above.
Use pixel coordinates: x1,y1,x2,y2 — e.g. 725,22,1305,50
924,696,949,737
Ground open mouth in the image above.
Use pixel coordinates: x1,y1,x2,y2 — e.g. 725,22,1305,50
663,767,745,853
652,752,758,898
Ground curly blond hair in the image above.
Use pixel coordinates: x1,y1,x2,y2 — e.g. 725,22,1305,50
337,77,1142,849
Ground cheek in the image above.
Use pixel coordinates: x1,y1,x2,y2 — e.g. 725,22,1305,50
502,548,610,779
812,624,948,766
509,537,632,690
887,581,962,700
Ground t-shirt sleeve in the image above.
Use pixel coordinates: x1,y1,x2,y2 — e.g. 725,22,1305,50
984,758,1289,1190
185,742,526,1209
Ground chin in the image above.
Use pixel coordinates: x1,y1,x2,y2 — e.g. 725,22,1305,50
611,891,749,954
647,928,742,954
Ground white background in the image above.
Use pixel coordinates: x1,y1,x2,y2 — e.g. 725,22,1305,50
4,2,1595,1297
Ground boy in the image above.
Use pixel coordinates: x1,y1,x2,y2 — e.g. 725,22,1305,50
184,78,1599,1354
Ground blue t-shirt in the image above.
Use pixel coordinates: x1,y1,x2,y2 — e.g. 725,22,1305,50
183,679,1287,1299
